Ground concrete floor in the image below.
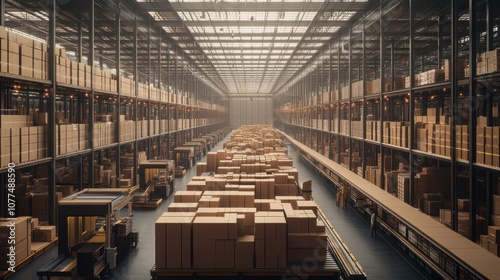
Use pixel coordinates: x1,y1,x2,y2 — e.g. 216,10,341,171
9,134,424,279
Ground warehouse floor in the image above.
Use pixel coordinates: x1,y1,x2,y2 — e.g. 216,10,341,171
9,135,424,280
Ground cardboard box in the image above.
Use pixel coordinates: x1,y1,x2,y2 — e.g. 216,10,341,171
0,217,30,246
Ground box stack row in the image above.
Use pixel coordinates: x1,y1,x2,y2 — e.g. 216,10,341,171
350,120,363,138
156,125,326,270
476,125,500,167
473,48,500,76
339,119,349,135
56,55,93,88
0,27,48,79
156,179,326,270
0,120,47,167
0,217,32,270
405,69,445,88
351,81,363,98
56,124,87,155
0,217,58,271
0,28,227,116
93,122,115,147
365,120,381,141
439,209,487,240
382,121,410,148
136,120,149,138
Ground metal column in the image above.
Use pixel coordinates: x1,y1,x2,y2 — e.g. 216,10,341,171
450,0,459,232
0,0,4,26
409,0,416,207
486,0,494,52
77,20,83,63
337,38,341,163
468,0,478,242
88,0,95,188
115,0,121,184
132,17,138,186
47,0,57,226
379,7,385,189
348,27,352,171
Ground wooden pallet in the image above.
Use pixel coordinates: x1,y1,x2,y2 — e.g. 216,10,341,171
151,252,340,279
132,198,163,209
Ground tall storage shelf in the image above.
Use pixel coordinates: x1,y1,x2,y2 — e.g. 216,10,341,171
274,0,500,250
0,0,228,223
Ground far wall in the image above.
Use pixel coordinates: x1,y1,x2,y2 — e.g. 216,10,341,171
229,97,273,128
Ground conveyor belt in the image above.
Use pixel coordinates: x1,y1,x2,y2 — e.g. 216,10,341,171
317,208,366,280
150,250,340,279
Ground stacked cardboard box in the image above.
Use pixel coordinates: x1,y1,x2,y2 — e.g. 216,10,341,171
421,193,442,217
365,120,381,142
492,195,500,228
365,78,381,95
155,125,328,271
351,121,363,138
155,213,195,269
283,203,327,262
32,225,56,242
487,226,500,257
254,212,287,268
339,119,349,135
0,217,32,270
397,173,411,203
340,85,350,100
439,210,487,239
384,77,406,91
351,81,363,98
405,69,445,88
93,122,115,147
443,59,467,81
466,48,500,76
31,192,63,221
477,125,500,167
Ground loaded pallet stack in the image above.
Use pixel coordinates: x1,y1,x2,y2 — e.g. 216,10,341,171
153,125,333,276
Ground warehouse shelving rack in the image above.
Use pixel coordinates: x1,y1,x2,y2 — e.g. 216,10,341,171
275,0,500,279
0,0,229,227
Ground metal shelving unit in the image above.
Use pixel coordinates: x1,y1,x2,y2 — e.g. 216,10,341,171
0,0,229,224
275,0,500,278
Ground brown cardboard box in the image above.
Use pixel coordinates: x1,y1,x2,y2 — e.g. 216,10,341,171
488,240,500,257
32,225,56,242
489,225,500,237
0,216,30,246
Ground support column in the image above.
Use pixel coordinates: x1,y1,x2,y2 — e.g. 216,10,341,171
468,0,477,242
133,17,138,186
450,0,459,232
348,27,352,171
88,0,95,188
409,0,416,207
0,0,4,26
77,20,83,63
48,0,57,226
115,0,121,184
379,7,385,189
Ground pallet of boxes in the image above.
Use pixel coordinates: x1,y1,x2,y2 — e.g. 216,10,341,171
0,216,56,273
152,125,333,277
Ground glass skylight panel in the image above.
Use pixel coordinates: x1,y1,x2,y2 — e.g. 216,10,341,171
167,0,353,94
